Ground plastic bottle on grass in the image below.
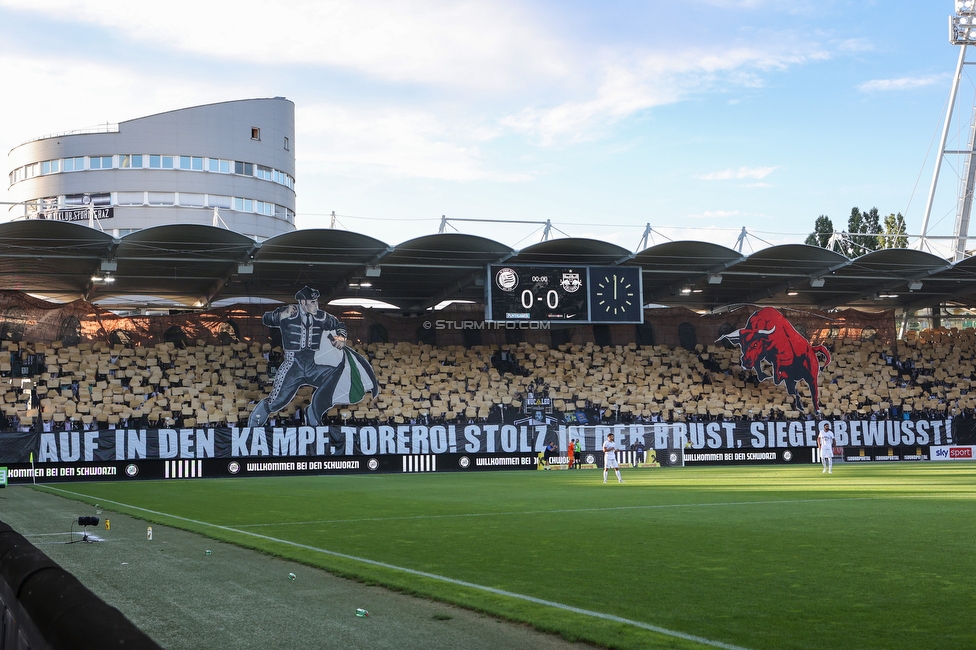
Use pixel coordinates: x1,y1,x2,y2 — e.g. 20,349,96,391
356,609,369,617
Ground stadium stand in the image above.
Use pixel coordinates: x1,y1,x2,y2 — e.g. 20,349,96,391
0,326,973,433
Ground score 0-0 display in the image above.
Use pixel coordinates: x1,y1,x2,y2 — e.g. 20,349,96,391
486,265,643,323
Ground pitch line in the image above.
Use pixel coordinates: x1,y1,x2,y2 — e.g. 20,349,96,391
233,496,874,528
42,485,748,650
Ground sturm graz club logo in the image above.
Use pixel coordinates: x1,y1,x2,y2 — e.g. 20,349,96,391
227,461,241,475
783,450,793,462
495,267,518,292
669,452,679,465
584,453,596,465
125,464,138,477
367,458,379,471
458,456,471,468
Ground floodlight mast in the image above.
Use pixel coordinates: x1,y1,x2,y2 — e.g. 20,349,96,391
920,1,976,259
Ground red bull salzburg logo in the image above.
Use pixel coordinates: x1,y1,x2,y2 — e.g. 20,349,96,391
718,307,831,414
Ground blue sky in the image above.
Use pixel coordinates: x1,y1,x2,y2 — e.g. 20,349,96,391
0,1,970,255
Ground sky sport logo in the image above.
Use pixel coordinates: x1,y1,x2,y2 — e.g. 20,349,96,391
933,446,974,460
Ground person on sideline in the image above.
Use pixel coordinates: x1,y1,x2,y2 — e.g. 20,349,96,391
633,437,646,467
603,433,623,484
567,438,575,469
573,438,582,468
818,422,835,474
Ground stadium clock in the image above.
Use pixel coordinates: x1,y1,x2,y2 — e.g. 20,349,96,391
589,267,643,323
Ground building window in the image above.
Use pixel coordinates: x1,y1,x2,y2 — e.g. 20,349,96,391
120,155,143,169
148,155,174,169
148,192,175,206
180,156,203,170
273,205,296,223
89,156,112,169
256,165,272,181
33,197,59,217
207,195,232,209
284,137,290,151
41,160,60,175
63,157,85,172
208,158,231,173
178,193,205,207
233,197,253,212
234,161,253,176
251,127,260,140
117,192,145,205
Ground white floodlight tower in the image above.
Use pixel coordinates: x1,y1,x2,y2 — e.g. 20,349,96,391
920,1,976,259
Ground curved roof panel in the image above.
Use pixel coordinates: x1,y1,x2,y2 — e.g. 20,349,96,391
631,241,745,303
810,248,954,309
372,233,514,309
0,221,114,297
99,225,258,305
512,238,631,265
244,229,392,303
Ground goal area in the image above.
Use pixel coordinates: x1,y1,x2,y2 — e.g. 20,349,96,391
559,425,685,467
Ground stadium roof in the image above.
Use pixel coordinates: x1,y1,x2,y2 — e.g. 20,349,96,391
2,220,975,313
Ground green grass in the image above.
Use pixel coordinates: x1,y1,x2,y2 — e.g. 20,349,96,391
37,463,976,649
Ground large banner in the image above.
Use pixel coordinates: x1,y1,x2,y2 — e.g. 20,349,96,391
11,418,963,464
245,286,378,428
718,307,831,414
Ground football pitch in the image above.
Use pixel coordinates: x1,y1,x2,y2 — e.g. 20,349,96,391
34,462,976,650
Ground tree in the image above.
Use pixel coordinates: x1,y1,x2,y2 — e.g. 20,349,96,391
847,206,881,256
879,212,908,249
805,215,834,248
807,207,889,256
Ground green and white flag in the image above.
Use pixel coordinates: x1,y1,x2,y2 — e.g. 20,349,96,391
312,347,379,415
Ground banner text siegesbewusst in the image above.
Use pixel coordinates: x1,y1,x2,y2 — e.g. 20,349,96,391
11,419,965,463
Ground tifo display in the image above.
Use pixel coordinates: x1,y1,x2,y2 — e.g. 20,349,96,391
0,296,974,482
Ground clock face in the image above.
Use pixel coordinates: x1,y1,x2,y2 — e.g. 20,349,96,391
588,267,643,323
595,274,636,316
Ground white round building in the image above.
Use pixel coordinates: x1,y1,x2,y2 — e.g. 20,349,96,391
6,97,296,241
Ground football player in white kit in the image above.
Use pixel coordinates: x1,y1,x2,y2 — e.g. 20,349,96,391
603,433,623,484
818,422,835,474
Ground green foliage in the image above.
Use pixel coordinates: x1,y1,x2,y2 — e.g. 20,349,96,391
880,212,909,249
808,207,893,255
847,206,882,256
805,215,833,248
48,465,976,650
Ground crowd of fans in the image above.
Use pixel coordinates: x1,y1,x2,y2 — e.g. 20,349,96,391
0,325,972,434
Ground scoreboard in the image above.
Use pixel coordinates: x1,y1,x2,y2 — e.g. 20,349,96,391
485,265,643,324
